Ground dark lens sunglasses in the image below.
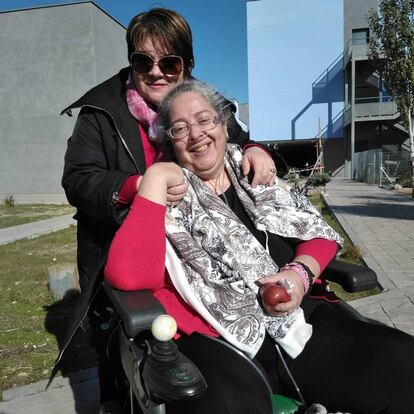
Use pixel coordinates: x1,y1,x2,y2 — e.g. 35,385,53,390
130,52,183,76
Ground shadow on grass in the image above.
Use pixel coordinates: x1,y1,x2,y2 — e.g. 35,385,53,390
43,289,101,412
44,290,99,375
43,288,127,411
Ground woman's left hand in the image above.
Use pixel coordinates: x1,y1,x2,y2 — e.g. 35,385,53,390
258,270,305,316
242,146,276,187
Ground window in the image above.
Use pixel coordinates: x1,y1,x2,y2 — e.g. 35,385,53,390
352,29,369,45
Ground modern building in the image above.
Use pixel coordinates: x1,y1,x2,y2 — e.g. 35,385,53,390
247,0,410,181
343,0,410,182
0,2,128,202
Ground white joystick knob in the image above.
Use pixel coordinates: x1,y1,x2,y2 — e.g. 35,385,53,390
151,314,177,341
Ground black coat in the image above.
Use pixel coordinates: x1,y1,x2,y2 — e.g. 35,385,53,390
58,68,251,361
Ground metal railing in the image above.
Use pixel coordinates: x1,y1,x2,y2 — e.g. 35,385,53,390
343,37,376,63
354,96,398,118
312,51,344,88
344,96,399,125
319,109,344,139
354,147,411,186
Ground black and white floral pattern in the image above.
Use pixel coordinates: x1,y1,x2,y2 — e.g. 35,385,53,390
165,144,343,356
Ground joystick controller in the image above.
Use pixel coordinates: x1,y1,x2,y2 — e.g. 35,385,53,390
142,315,207,402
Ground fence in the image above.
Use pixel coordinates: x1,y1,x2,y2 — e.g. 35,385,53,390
354,147,411,186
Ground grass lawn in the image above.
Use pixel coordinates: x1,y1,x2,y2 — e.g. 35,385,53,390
308,193,381,301
0,204,75,229
0,225,78,395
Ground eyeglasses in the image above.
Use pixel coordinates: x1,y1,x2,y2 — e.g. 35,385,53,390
130,52,183,76
167,115,222,140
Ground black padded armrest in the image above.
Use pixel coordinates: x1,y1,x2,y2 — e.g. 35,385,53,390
321,259,378,293
104,283,166,338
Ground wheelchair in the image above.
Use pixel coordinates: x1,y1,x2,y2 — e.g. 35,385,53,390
101,259,378,414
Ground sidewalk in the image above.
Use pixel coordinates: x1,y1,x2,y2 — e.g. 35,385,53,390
324,178,414,334
1,180,414,413
0,214,75,245
0,368,99,414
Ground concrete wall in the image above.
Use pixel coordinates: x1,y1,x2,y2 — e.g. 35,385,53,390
0,2,128,202
344,0,377,46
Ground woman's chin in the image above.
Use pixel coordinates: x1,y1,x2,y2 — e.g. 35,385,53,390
192,164,222,180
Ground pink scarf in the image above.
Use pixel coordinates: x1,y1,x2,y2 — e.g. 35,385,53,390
126,73,158,141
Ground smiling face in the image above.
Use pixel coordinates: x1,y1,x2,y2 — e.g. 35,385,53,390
133,38,186,106
169,91,228,181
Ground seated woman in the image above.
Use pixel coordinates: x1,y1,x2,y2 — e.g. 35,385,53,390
105,80,414,414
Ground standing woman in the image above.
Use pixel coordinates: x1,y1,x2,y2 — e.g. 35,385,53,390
59,8,276,408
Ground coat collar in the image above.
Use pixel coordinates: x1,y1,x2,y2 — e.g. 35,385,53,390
61,67,146,173
61,67,130,116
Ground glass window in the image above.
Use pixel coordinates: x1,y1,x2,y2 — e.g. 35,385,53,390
352,29,369,45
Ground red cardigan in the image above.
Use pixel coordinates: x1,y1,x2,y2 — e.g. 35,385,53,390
104,195,338,338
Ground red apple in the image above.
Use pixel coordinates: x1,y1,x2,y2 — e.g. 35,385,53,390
260,283,290,307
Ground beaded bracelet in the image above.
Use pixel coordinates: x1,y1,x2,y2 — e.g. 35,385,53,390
281,261,315,294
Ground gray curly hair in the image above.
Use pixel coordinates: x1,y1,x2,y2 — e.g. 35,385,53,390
156,80,234,147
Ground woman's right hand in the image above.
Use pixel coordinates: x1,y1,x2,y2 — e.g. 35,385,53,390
166,180,189,206
138,162,187,206
258,270,305,316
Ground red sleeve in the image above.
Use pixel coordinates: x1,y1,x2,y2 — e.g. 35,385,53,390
104,195,166,291
117,175,140,207
295,238,339,273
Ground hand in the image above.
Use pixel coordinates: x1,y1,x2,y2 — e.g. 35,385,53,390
138,162,187,206
242,146,276,188
166,181,189,206
258,270,305,316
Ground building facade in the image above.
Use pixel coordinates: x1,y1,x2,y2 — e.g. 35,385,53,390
248,0,410,180
343,0,410,182
0,2,128,202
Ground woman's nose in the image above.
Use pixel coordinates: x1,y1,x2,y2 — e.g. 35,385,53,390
148,62,163,77
188,124,205,141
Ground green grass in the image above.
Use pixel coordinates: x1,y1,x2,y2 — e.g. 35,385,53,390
308,193,381,301
0,204,75,229
0,225,77,394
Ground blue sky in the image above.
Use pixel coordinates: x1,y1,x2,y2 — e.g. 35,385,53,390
247,0,343,141
0,0,250,102
2,0,344,141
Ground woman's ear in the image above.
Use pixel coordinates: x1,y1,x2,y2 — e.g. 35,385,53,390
185,60,194,79
225,121,229,141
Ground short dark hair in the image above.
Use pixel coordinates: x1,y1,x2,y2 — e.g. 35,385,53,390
126,8,194,78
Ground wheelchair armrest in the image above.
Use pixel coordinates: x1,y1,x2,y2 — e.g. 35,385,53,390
321,259,378,293
103,283,166,338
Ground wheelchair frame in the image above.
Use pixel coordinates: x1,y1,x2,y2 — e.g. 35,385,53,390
103,259,378,414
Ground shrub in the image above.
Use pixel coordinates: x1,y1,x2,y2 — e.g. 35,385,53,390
2,194,15,208
396,174,412,188
305,172,331,188
341,244,363,262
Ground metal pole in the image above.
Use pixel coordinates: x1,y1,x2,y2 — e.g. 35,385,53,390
351,58,356,179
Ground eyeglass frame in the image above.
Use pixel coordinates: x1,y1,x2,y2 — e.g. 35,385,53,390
166,114,224,141
130,51,184,76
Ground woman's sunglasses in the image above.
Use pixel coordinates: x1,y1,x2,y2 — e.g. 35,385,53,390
130,52,183,76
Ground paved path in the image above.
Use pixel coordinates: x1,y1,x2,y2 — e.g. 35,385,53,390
0,368,99,414
324,178,414,334
0,214,75,245
1,180,414,413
